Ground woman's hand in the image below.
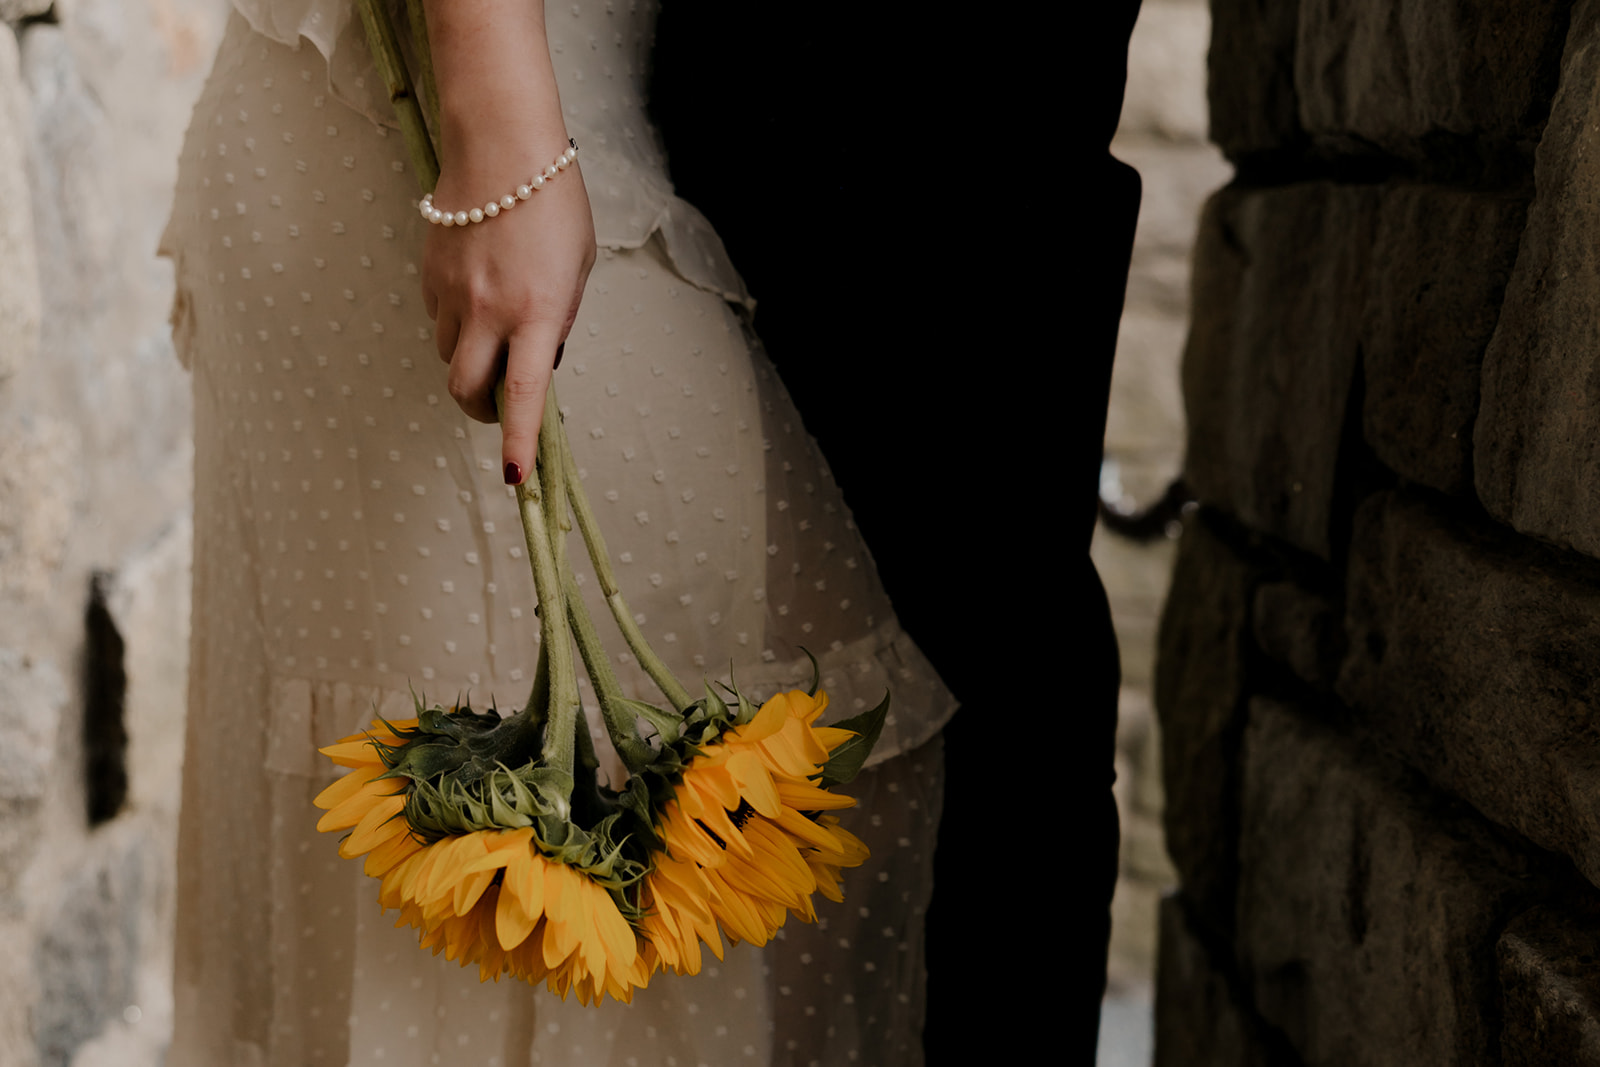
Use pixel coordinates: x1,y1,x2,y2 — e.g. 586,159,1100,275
420,0,594,486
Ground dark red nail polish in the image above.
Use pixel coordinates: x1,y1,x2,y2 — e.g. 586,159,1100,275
554,342,566,370
504,461,522,486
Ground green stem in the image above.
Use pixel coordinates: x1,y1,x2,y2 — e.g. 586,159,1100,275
403,0,441,140
557,411,693,712
354,0,439,194
563,561,651,774
522,634,549,723
504,386,580,790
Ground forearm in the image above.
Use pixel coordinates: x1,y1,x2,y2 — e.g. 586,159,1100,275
423,0,568,186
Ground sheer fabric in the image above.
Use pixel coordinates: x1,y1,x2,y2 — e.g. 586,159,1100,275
165,7,953,1065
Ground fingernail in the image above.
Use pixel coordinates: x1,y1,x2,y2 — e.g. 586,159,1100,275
554,342,566,370
504,461,522,486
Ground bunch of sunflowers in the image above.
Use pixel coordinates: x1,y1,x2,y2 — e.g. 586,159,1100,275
313,2,887,1006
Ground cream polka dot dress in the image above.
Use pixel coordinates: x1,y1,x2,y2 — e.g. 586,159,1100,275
162,5,954,1066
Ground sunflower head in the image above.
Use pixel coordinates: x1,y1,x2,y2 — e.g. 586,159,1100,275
313,704,655,1001
633,685,883,976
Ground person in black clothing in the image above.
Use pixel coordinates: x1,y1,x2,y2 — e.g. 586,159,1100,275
649,8,1142,1059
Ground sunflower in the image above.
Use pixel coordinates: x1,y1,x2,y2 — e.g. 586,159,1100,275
641,689,871,974
314,719,650,1005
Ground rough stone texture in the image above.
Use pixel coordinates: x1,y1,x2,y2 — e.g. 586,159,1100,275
0,647,65,803
0,3,226,1065
0,416,83,601
0,26,39,387
1122,0,1212,143
1295,0,1570,160
1340,489,1600,890
1498,901,1600,1066
1101,4,1226,1000
1155,510,1262,938
110,517,192,819
1109,688,1180,991
1475,0,1600,562
1155,892,1290,1067
34,827,144,1067
1251,579,1342,690
1208,0,1305,162
1361,184,1529,497
1237,697,1535,1067
1182,183,1379,560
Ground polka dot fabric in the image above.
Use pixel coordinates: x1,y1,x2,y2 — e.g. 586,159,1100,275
164,8,952,1067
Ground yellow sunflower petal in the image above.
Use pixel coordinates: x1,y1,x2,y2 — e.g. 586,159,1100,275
542,863,581,968
725,749,782,818
312,762,386,811
774,777,857,812
339,791,408,857
318,776,406,833
495,847,542,950
811,726,857,753
364,826,425,878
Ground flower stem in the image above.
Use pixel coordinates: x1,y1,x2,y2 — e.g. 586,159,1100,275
354,0,438,193
506,386,580,789
563,559,651,774
556,410,693,712
402,0,440,139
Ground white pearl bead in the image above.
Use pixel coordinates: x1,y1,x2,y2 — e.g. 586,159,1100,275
418,201,431,218
468,207,484,223
531,174,545,189
430,208,444,224
556,156,569,171
565,146,578,162
500,194,516,210
453,211,469,226
484,201,499,217
441,212,455,227
516,184,532,200
544,166,559,180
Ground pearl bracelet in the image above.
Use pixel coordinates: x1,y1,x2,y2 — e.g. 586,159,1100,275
417,139,579,227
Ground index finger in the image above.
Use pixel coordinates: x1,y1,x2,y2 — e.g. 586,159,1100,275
498,321,564,486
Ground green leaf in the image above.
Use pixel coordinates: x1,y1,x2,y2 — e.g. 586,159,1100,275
818,690,890,788
620,697,684,744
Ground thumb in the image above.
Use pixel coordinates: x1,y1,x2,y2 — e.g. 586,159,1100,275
498,322,565,486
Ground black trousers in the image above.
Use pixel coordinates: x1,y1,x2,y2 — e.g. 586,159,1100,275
648,7,1142,1060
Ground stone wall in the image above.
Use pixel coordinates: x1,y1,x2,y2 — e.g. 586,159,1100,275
1153,1,1600,1063
1097,0,1231,996
0,2,225,1065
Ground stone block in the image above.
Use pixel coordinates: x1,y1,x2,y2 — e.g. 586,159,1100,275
1339,489,1600,890
1182,183,1379,560
1121,0,1213,143
1237,697,1534,1067
1208,0,1305,162
1475,0,1600,562
109,515,191,818
34,827,145,1067
1116,139,1236,317
1155,893,1288,1067
1498,901,1600,1066
21,24,116,322
0,415,83,603
1296,0,1569,159
1361,184,1528,496
1155,510,1262,937
1251,579,1342,690
0,647,65,802
0,24,39,387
